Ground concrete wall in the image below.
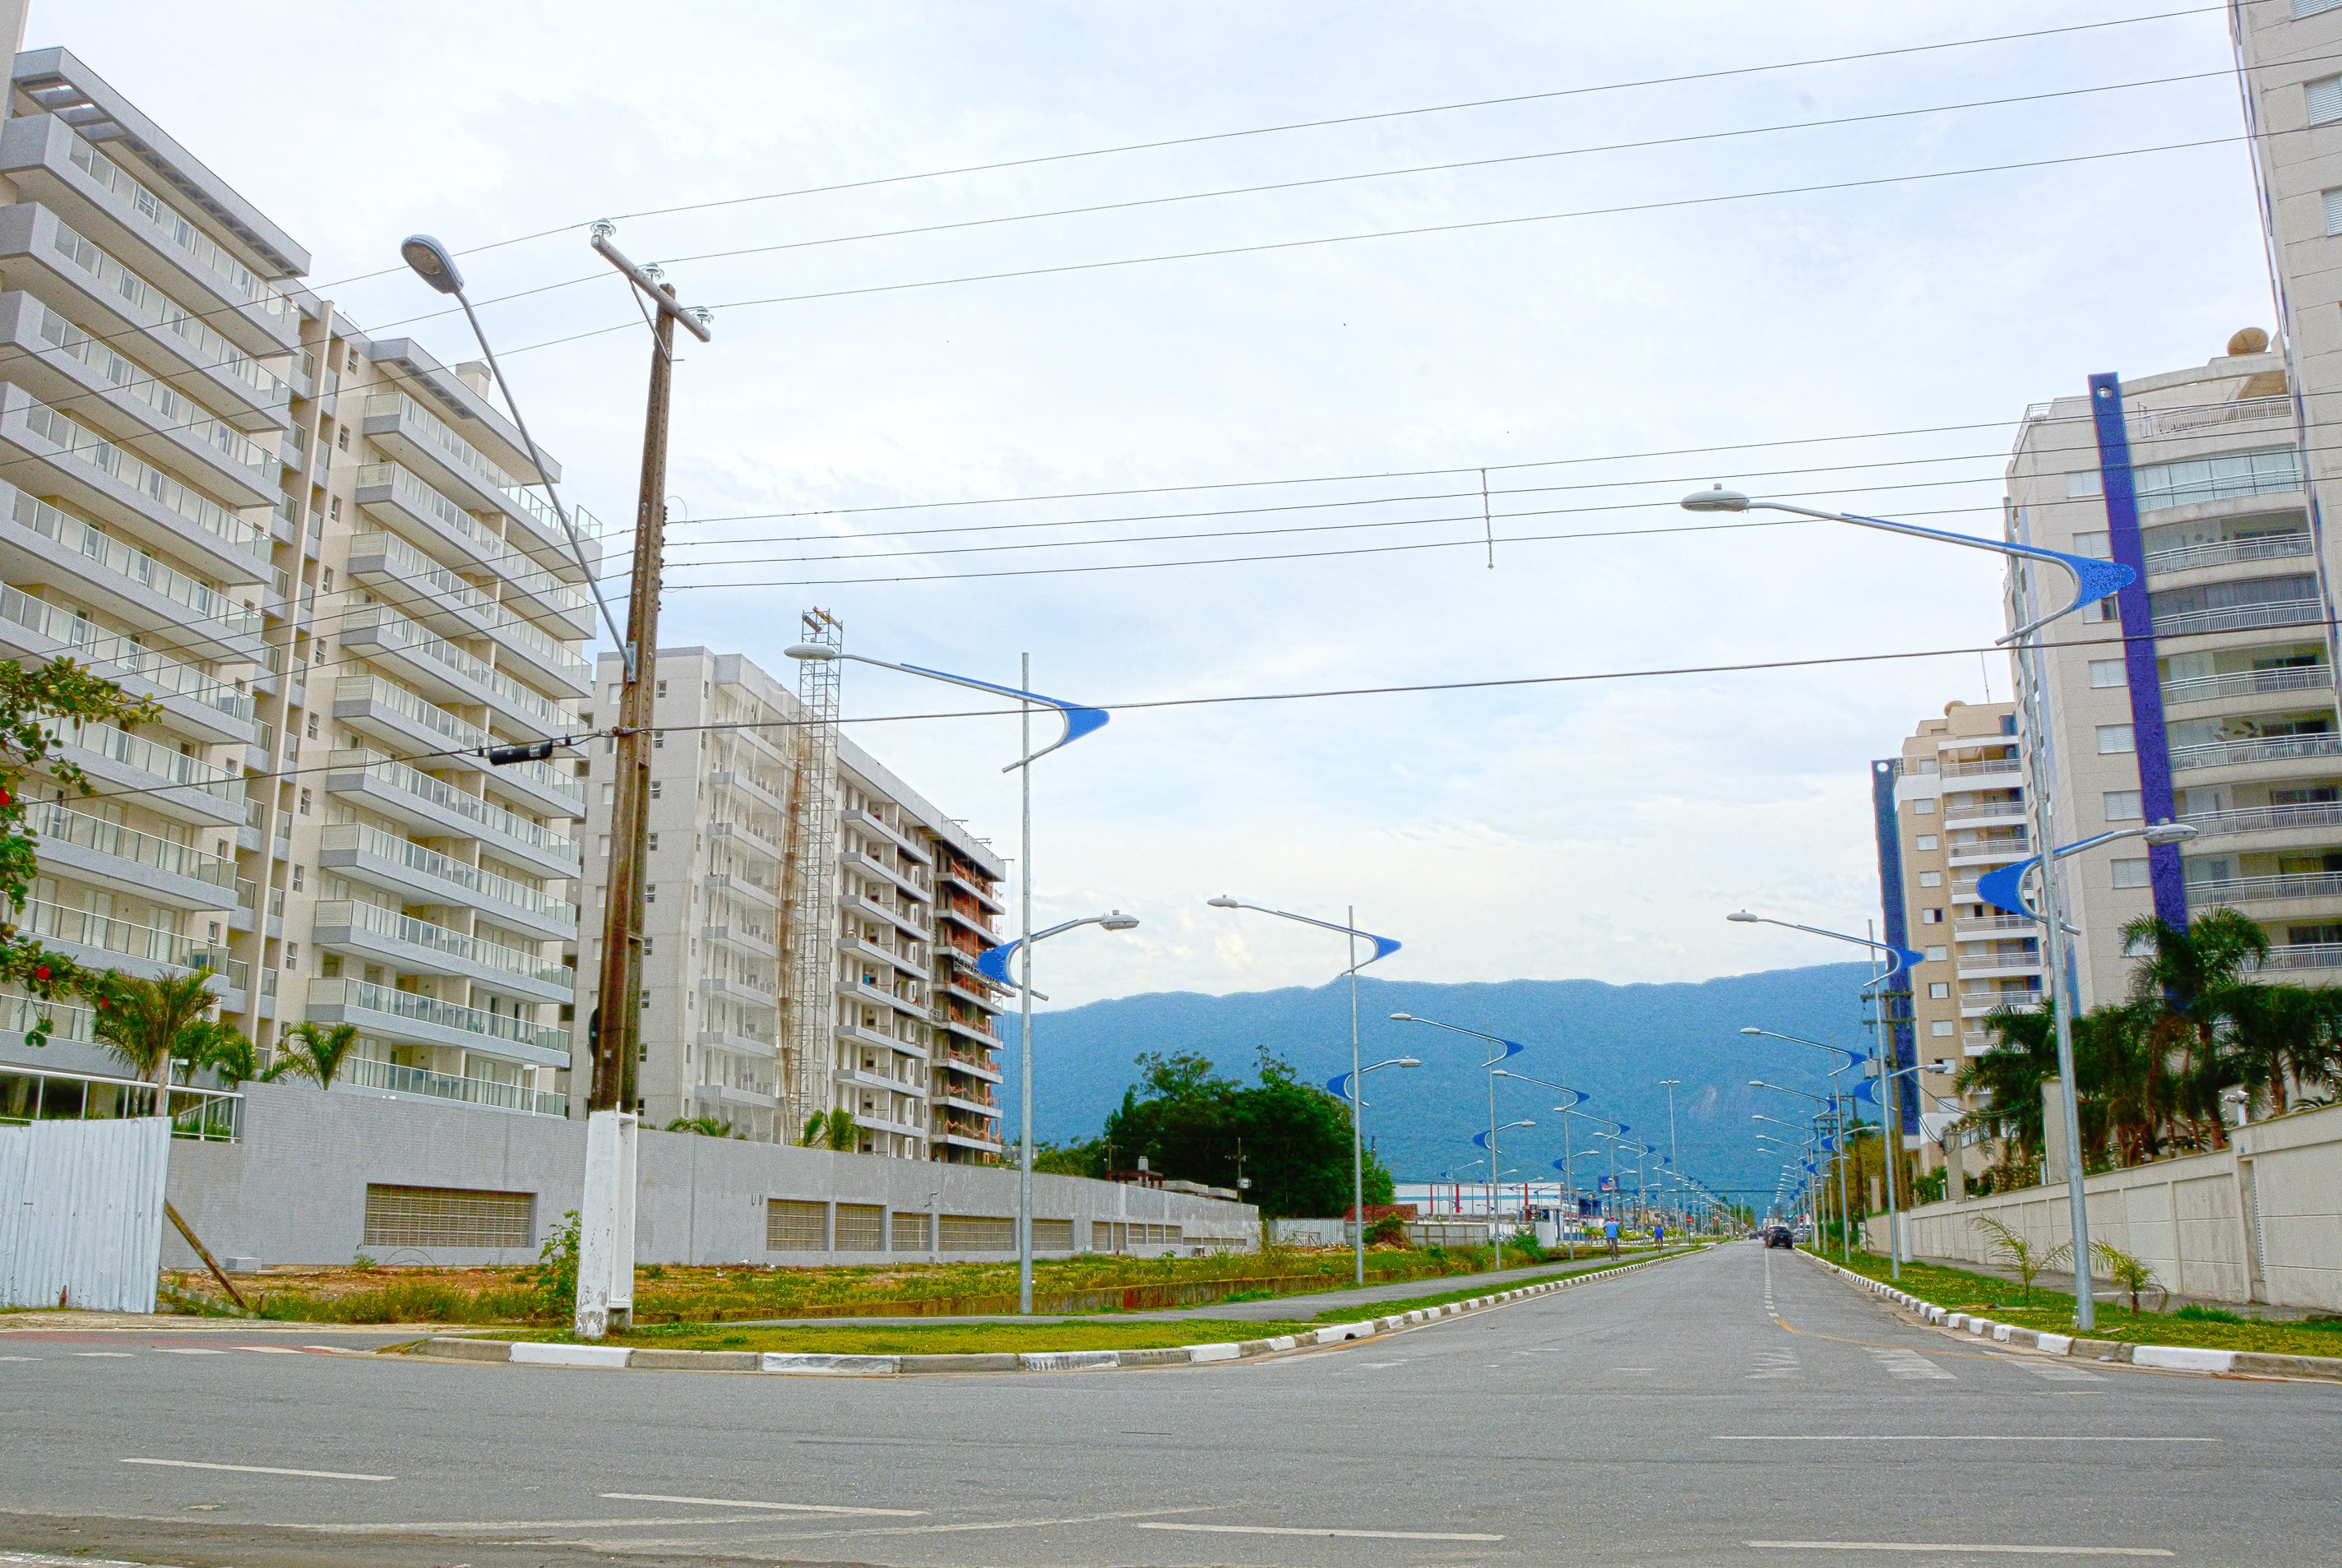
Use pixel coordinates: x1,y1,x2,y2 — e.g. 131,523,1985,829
1866,1102,2342,1311
165,1083,1257,1268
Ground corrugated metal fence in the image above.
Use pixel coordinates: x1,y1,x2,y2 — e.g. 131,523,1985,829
0,1116,169,1312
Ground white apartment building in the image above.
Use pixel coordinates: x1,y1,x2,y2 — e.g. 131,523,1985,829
0,49,594,1125
1875,701,2032,1173
574,648,1008,1161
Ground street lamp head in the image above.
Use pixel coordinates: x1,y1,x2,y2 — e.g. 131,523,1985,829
1682,484,1751,513
1393,1057,1422,1069
1738,1025,1763,1035
2141,821,2200,845
784,643,840,662
1206,895,1242,909
1725,910,1760,923
1096,911,1141,932
1388,1011,1414,1022
400,234,465,295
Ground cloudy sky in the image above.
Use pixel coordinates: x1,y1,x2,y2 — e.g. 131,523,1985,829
41,2,2270,1005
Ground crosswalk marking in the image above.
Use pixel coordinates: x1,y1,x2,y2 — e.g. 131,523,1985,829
1867,1346,1955,1381
1987,1352,2101,1383
1749,1349,1800,1381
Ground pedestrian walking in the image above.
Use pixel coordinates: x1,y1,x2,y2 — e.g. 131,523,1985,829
1604,1216,1620,1257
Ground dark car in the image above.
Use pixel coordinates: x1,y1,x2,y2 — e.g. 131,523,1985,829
1764,1224,1794,1249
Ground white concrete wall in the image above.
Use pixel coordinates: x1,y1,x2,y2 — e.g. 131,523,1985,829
165,1083,1257,1268
1868,1103,2342,1311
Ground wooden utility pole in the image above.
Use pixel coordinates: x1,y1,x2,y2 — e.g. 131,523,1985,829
586,225,712,1113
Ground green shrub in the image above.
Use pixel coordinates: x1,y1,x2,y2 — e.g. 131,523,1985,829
2173,1302,2246,1324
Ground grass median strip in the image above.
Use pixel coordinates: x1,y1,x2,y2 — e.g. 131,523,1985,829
504,1317,1325,1355
1821,1250,2342,1360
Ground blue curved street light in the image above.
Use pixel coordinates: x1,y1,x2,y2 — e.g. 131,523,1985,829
1210,898,1400,1286
789,641,1109,1315
1977,821,2201,919
1743,1026,1866,1260
1493,1066,1588,1255
1391,1013,1534,1271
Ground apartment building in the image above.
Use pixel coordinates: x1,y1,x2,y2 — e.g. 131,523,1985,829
574,648,1008,1161
1874,701,2031,1172
0,49,593,1123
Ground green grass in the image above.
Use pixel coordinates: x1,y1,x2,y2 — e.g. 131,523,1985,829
508,1316,1325,1355
1311,1246,1695,1322
1823,1249,2342,1359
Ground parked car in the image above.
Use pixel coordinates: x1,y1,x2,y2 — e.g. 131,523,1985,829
1764,1224,1794,1249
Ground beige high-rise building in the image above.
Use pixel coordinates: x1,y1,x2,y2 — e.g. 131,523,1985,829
573,648,1008,1161
0,49,593,1123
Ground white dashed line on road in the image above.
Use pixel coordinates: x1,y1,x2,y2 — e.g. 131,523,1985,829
600,1492,925,1516
1748,1349,1800,1380
71,1352,133,1358
1987,1352,2103,1383
1866,1346,1955,1381
1136,1522,1503,1542
1718,1435,2218,1443
1748,1542,2173,1556
151,1348,228,1356
122,1458,395,1481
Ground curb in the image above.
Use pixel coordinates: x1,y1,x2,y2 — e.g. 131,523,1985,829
1798,1250,2342,1383
408,1246,1704,1377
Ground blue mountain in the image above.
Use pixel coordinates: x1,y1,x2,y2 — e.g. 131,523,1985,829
1011,961,1880,1210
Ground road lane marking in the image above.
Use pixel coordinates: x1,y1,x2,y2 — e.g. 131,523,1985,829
1748,1348,1800,1380
229,1345,303,1354
71,1352,133,1358
123,1458,395,1481
0,1355,39,1362
1136,1523,1503,1542
152,1348,227,1356
1866,1346,1954,1381
1986,1352,2102,1383
1724,1441,2210,1450
599,1491,923,1517
1749,1542,2172,1556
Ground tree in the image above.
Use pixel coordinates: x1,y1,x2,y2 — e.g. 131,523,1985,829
2218,979,2342,1118
191,1022,266,1088
1031,1137,1104,1176
664,1115,738,1138
0,659,161,1044
275,1020,360,1089
2120,909,2268,1149
88,968,224,1106
798,1108,860,1151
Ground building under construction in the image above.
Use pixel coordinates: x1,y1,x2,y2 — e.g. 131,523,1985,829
572,641,1008,1160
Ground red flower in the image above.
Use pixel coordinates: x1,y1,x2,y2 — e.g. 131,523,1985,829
32,964,49,982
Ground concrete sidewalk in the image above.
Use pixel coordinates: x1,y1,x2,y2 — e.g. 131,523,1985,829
1889,1249,2326,1321
715,1245,1692,1328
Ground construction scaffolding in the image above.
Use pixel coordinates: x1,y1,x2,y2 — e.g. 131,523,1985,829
782,608,844,1139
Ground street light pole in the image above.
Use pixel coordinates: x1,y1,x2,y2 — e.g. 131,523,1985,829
1210,900,1400,1284
1659,1079,1680,1232
1387,1012,1530,1272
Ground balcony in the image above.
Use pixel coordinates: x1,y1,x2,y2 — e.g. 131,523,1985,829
0,488,264,658
3,391,271,583
1956,951,2043,975
699,972,779,1007
340,1051,566,1117
16,896,243,988
1953,914,2037,938
2164,664,2331,709
1940,798,2026,825
2170,733,2342,772
1939,756,2022,781
2127,395,2289,442
697,1026,780,1056
2190,870,2342,908
2144,531,2312,576
836,1016,928,1058
308,977,568,1068
2154,599,2321,639
2182,800,2342,839
845,807,933,865
348,539,588,696
57,719,243,826
709,767,790,818
321,751,581,879
0,584,253,742
937,1014,999,1050
330,675,583,817
939,866,1004,913
338,604,569,739
942,1049,1004,1085
27,800,235,911
312,900,567,1003
1947,835,2030,867
840,890,930,944
842,849,933,905
707,871,782,910
2252,942,2342,974
362,394,601,570
317,822,577,939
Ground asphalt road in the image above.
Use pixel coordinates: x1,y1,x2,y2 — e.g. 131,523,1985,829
2,1242,2334,1568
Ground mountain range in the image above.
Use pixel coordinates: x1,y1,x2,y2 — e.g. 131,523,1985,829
1010,960,1881,1210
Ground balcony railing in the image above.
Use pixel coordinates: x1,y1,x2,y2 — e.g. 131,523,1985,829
2153,599,2321,638
25,398,269,561
350,530,588,682
2182,800,2342,837
1941,799,2025,823
16,896,244,986
2164,664,2332,707
6,493,262,636
1940,756,2022,779
2169,733,2342,771
65,134,299,327
336,672,484,747
1954,914,2039,937
61,719,243,806
2144,531,2312,576
32,306,279,483
1957,951,2043,974
316,900,568,988
2252,942,2342,973
0,585,252,722
311,976,568,1058
2127,395,2289,440
47,223,289,406
28,800,236,891
321,822,577,926
332,752,581,865
340,1051,567,1117
341,604,568,732
2191,870,2342,905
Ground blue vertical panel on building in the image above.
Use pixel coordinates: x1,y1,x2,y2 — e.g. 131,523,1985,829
2086,372,2189,931
1869,758,1918,1136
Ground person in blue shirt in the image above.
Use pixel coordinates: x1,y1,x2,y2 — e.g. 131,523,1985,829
1653,1222,1665,1249
1604,1216,1620,1257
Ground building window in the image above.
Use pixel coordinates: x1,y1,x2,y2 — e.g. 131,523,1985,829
652,731,664,749
1909,798,1936,815
2112,858,2150,888
2071,528,2109,555
2312,74,2342,126
1918,871,1942,887
1915,834,1939,851
2326,188,2342,237
2065,473,2104,501
1920,908,1943,924
1925,945,1949,962
646,886,657,903
2301,0,2342,16
647,833,660,853
298,788,312,814
336,426,351,451
285,942,299,970
1929,982,1950,999
656,679,668,698
2089,659,2126,688
649,780,661,799
2104,789,2143,821
1931,1020,1956,1037
2132,446,2301,512
2097,724,2136,754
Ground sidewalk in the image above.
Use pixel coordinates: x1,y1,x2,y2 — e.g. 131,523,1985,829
1891,1250,2322,1321
720,1247,1683,1328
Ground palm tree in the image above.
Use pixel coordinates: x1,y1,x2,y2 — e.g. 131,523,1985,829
1956,1003,2059,1181
190,1021,266,1088
2218,981,2342,1117
2121,909,2270,1150
275,1020,359,1089
90,968,223,1111
798,1108,861,1151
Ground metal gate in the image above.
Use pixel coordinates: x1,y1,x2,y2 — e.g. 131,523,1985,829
0,1117,169,1312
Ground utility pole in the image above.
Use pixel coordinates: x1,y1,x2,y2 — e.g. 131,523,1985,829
587,224,712,1115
